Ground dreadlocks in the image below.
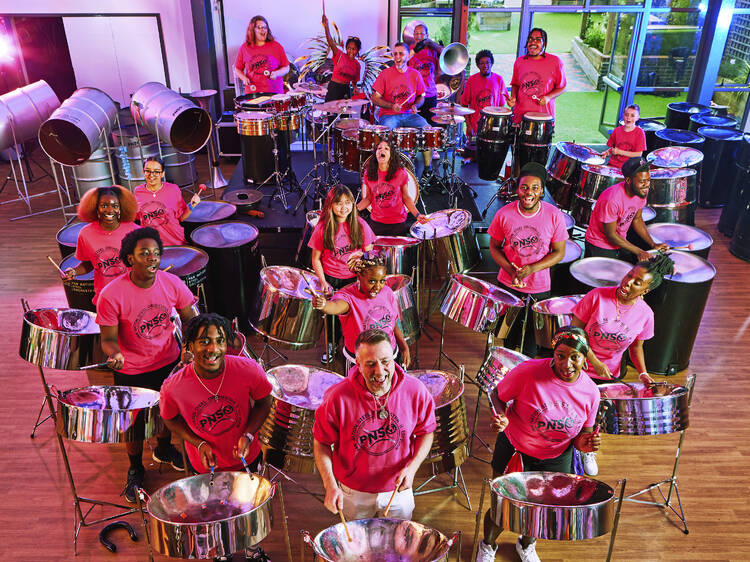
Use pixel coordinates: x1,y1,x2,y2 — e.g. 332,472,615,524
637,252,676,291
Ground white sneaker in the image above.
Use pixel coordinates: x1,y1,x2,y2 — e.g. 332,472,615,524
515,537,541,562
582,452,598,476
475,539,497,562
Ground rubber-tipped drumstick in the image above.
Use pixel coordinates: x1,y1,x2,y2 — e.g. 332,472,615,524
209,464,215,486
671,243,694,251
299,270,321,297
163,264,174,272
239,455,254,479
383,487,398,516
47,255,65,275
338,510,353,542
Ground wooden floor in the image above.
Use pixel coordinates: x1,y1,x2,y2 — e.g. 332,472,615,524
2,155,749,562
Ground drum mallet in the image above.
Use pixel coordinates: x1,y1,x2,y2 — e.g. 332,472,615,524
47,255,65,275
383,487,398,517
338,509,353,542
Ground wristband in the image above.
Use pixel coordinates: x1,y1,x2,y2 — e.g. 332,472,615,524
244,432,254,443
638,372,649,380
197,440,207,451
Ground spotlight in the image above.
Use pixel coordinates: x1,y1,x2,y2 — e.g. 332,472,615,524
0,34,14,62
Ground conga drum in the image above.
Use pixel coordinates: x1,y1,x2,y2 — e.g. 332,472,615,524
56,221,86,259
59,255,95,312
476,106,513,181
517,112,554,169
190,221,260,331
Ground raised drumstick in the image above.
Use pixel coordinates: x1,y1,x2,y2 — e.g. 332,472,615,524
671,243,695,251
338,509,352,542
383,487,398,516
47,255,65,275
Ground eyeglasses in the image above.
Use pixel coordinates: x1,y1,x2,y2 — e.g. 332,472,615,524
527,36,545,43
255,25,268,30
144,169,163,175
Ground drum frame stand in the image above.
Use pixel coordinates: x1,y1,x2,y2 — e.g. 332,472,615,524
434,131,477,208
294,111,344,214
622,373,696,534
257,128,291,211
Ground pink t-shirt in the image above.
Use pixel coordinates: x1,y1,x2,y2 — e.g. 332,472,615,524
408,45,440,97
75,221,138,304
607,125,647,169
134,182,189,246
573,287,654,380
510,53,566,124
160,355,272,472
585,182,647,250
313,364,436,493
497,358,600,459
488,201,569,293
364,168,409,224
372,66,426,116
461,72,508,135
308,217,376,279
96,271,195,374
331,48,361,85
234,40,289,94
332,283,400,353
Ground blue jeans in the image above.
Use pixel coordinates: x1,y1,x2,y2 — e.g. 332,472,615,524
378,112,428,129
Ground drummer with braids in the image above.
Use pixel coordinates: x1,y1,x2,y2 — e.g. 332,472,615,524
584,156,668,260
313,328,436,520
570,252,674,476
475,326,600,562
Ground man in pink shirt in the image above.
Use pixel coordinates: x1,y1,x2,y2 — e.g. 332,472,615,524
313,329,436,520
461,50,508,138
409,23,443,124
604,104,647,169
585,157,668,260
97,227,197,503
510,28,567,125
488,162,568,356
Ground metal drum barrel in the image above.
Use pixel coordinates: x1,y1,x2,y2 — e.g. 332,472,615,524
190,221,260,332
688,113,738,132
181,201,237,239
111,124,159,190
695,126,743,208
546,142,604,210
532,295,584,350
56,221,86,258
410,208,479,275
491,472,615,540
259,364,344,472
72,146,117,197
476,346,529,393
578,164,623,201
653,128,705,150
161,143,197,188
648,167,698,225
730,201,750,262
59,255,95,312
718,133,750,237
637,118,666,154
386,274,419,345
160,246,210,294
0,80,60,151
646,222,713,259
643,250,716,374
410,370,468,476
374,236,421,275
665,102,710,130
597,382,689,435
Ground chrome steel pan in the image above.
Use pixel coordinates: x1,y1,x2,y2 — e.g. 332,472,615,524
304,518,455,562
547,142,605,184
411,370,468,476
259,365,344,472
648,167,697,207
56,385,163,443
578,164,623,200
532,295,584,350
491,472,615,540
477,347,530,394
569,257,632,290
597,382,689,435
410,208,479,274
249,266,325,349
374,236,422,275
147,472,275,558
646,222,713,259
19,308,103,370
439,274,523,335
386,274,419,345
0,80,60,150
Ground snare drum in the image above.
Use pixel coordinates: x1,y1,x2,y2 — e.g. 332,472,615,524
60,254,95,312
340,129,360,172
392,127,419,151
420,126,445,150
271,93,292,113
358,124,390,151
235,111,273,137
410,208,480,274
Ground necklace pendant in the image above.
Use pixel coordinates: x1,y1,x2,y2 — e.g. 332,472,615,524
378,408,388,420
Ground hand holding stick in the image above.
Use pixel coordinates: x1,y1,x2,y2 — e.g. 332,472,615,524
338,510,352,542
383,487,398,517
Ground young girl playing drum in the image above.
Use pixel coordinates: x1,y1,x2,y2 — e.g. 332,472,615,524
311,253,411,371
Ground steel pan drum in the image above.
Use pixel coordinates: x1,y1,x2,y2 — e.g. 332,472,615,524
305,518,455,562
477,347,530,393
665,102,710,130
491,472,615,540
411,370,469,475
648,167,697,225
688,113,737,132
598,382,689,435
646,222,712,259
547,142,605,184
654,128,705,150
259,365,344,472
19,308,103,370
578,164,623,200
647,146,703,169
569,257,632,293
147,472,275,558
249,266,325,349
56,221,87,259
59,255,95,312
696,126,743,208
374,236,421,275
222,188,263,212
532,295,584,350
182,200,237,238
439,274,523,335
160,246,209,292
410,208,479,274
637,118,666,154
386,274,419,345
56,385,163,443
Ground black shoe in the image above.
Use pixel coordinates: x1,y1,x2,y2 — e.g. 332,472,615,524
245,546,271,561
152,443,185,471
124,465,145,503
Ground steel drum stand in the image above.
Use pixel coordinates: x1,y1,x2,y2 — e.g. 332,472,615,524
257,129,291,211
294,111,343,213
622,373,696,534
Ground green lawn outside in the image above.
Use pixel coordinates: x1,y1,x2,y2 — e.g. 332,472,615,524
467,13,582,55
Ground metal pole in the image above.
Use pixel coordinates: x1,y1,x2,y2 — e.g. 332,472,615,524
606,478,627,562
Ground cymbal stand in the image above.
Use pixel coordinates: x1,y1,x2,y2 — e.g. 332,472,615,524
623,373,696,534
294,111,343,214
279,110,300,192
257,128,290,211
434,120,477,207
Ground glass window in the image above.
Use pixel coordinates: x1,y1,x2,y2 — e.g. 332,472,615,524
469,0,506,7
609,13,636,82
633,91,688,119
400,15,453,47
716,12,750,87
712,90,749,122
589,0,644,6
651,0,702,8
529,0,584,6
466,11,519,79
638,11,703,88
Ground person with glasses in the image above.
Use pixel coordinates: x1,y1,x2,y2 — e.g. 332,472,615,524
134,157,202,246
322,14,362,101
234,15,289,94
509,28,567,125
313,328,435,520
409,23,443,125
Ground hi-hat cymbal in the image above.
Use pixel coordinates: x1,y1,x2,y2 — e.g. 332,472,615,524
432,113,465,125
292,82,328,95
431,104,474,116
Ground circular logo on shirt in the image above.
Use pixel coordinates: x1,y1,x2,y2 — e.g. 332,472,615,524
191,396,241,436
477,88,493,108
134,304,171,340
589,318,630,353
333,230,353,262
373,182,398,208
519,71,544,98
363,304,394,332
94,247,126,278
391,85,411,106
528,400,584,444
248,54,269,76
352,411,404,456
618,206,637,228
140,200,168,227
509,225,542,257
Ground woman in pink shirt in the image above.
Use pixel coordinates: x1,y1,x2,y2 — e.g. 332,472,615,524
604,104,647,169
322,14,362,101
358,140,427,236
234,15,289,94
475,326,601,562
134,157,202,246
62,186,138,305
571,252,674,476
312,253,410,369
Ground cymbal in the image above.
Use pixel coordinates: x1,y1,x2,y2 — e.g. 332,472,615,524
292,81,328,95
189,89,218,99
314,98,369,113
431,104,474,116
432,113,465,125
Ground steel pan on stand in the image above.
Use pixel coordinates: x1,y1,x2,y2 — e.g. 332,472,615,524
637,118,666,154
695,126,743,208
549,240,583,296
718,133,750,237
647,167,698,225
374,236,422,275
532,295,584,350
182,200,237,239
409,208,480,275
546,142,605,210
646,222,713,259
568,257,632,294
665,102,710,130
386,274,420,345
56,221,86,258
160,245,210,306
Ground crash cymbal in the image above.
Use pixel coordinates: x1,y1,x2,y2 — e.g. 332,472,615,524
432,113,465,125
314,98,369,113
430,104,474,116
292,81,328,96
